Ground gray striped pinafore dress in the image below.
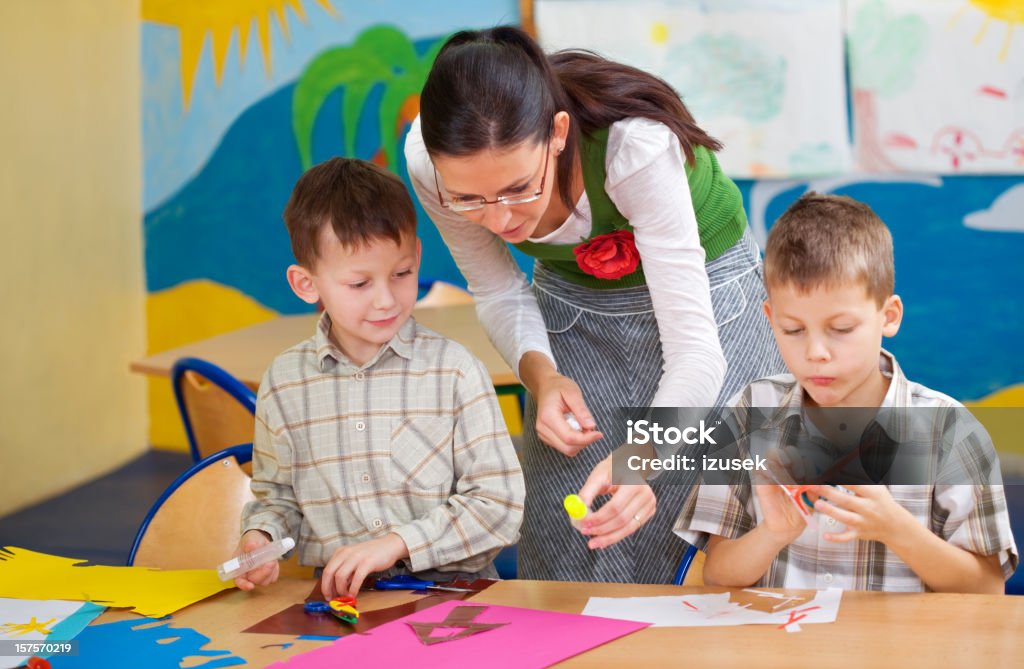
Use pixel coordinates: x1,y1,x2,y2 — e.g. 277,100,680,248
517,230,785,582
514,130,785,582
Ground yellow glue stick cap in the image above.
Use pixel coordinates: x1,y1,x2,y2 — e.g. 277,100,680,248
564,494,587,520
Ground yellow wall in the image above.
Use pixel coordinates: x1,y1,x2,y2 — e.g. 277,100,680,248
0,1,146,515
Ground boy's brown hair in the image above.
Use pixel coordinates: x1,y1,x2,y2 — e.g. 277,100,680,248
284,157,416,269
764,192,894,307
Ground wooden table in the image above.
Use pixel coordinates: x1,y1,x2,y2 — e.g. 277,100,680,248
130,303,519,390
92,579,1024,668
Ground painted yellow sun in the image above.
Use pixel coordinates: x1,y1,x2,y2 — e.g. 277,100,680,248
949,0,1024,61
143,0,338,108
1,616,56,637
651,21,669,45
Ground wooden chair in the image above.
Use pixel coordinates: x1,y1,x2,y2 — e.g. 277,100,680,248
128,445,313,579
416,280,473,307
172,357,256,463
129,445,255,570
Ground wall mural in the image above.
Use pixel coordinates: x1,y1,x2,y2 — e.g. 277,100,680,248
142,0,518,447
142,0,1021,449
849,0,1024,173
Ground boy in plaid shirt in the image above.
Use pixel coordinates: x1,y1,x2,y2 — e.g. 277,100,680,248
675,193,1016,593
236,158,524,598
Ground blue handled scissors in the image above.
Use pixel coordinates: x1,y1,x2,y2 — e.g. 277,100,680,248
373,574,474,592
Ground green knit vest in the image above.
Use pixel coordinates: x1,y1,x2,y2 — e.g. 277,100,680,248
513,128,747,289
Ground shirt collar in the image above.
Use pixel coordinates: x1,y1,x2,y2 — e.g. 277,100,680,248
873,349,910,441
314,312,416,373
765,378,806,429
877,349,910,409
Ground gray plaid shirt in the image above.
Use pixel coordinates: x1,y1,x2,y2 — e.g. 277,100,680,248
242,313,525,574
675,351,1018,591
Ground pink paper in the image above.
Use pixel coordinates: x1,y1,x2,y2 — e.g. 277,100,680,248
268,599,649,668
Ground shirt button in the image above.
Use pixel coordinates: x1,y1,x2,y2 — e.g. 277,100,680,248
355,421,366,431
827,516,837,526
361,473,370,483
823,573,834,584
373,519,383,529
355,372,365,381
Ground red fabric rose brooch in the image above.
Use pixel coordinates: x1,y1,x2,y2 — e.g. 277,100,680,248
573,230,640,280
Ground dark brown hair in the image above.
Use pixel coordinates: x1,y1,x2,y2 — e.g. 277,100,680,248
419,26,721,213
764,192,894,306
283,158,416,269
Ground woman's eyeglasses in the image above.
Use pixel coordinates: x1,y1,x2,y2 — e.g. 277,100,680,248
435,144,550,213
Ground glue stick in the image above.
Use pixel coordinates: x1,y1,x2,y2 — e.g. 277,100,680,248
218,537,295,581
563,494,591,531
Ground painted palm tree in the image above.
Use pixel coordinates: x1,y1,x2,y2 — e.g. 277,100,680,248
291,25,446,171
848,0,927,170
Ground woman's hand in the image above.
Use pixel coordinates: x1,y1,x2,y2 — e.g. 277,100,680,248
576,455,656,549
519,352,603,456
534,372,604,456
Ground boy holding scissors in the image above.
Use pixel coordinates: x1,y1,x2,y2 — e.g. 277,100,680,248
674,193,1017,593
235,158,525,599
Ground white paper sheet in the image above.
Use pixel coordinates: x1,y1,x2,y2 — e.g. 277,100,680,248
582,588,842,628
0,598,105,668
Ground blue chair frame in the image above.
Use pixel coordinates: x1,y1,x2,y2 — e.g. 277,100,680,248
673,544,699,586
494,544,517,580
127,444,253,566
172,357,257,462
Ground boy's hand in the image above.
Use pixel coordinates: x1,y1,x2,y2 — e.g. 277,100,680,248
577,455,656,549
753,478,808,546
812,484,913,544
321,534,409,600
765,444,813,483
534,373,603,457
233,530,279,591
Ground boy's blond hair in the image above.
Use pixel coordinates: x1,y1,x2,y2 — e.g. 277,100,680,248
764,192,894,307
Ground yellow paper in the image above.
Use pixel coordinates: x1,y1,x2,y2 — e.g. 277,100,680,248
0,547,234,617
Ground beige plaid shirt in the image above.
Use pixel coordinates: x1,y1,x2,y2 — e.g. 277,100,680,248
242,313,525,574
674,351,1018,591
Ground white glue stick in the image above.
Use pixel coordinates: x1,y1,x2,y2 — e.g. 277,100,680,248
218,537,295,581
564,412,583,432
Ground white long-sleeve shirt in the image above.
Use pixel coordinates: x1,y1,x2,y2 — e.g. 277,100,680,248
404,115,726,407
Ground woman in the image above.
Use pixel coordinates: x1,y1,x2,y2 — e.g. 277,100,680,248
404,27,784,583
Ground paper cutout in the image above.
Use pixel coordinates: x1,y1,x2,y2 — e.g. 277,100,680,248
0,547,233,617
777,605,821,632
266,599,649,668
2,616,54,636
731,589,811,613
245,579,496,638
47,617,244,669
407,605,507,645
0,599,104,669
583,588,842,628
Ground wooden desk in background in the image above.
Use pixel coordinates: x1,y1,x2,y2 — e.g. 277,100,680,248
92,579,1024,668
130,303,519,390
